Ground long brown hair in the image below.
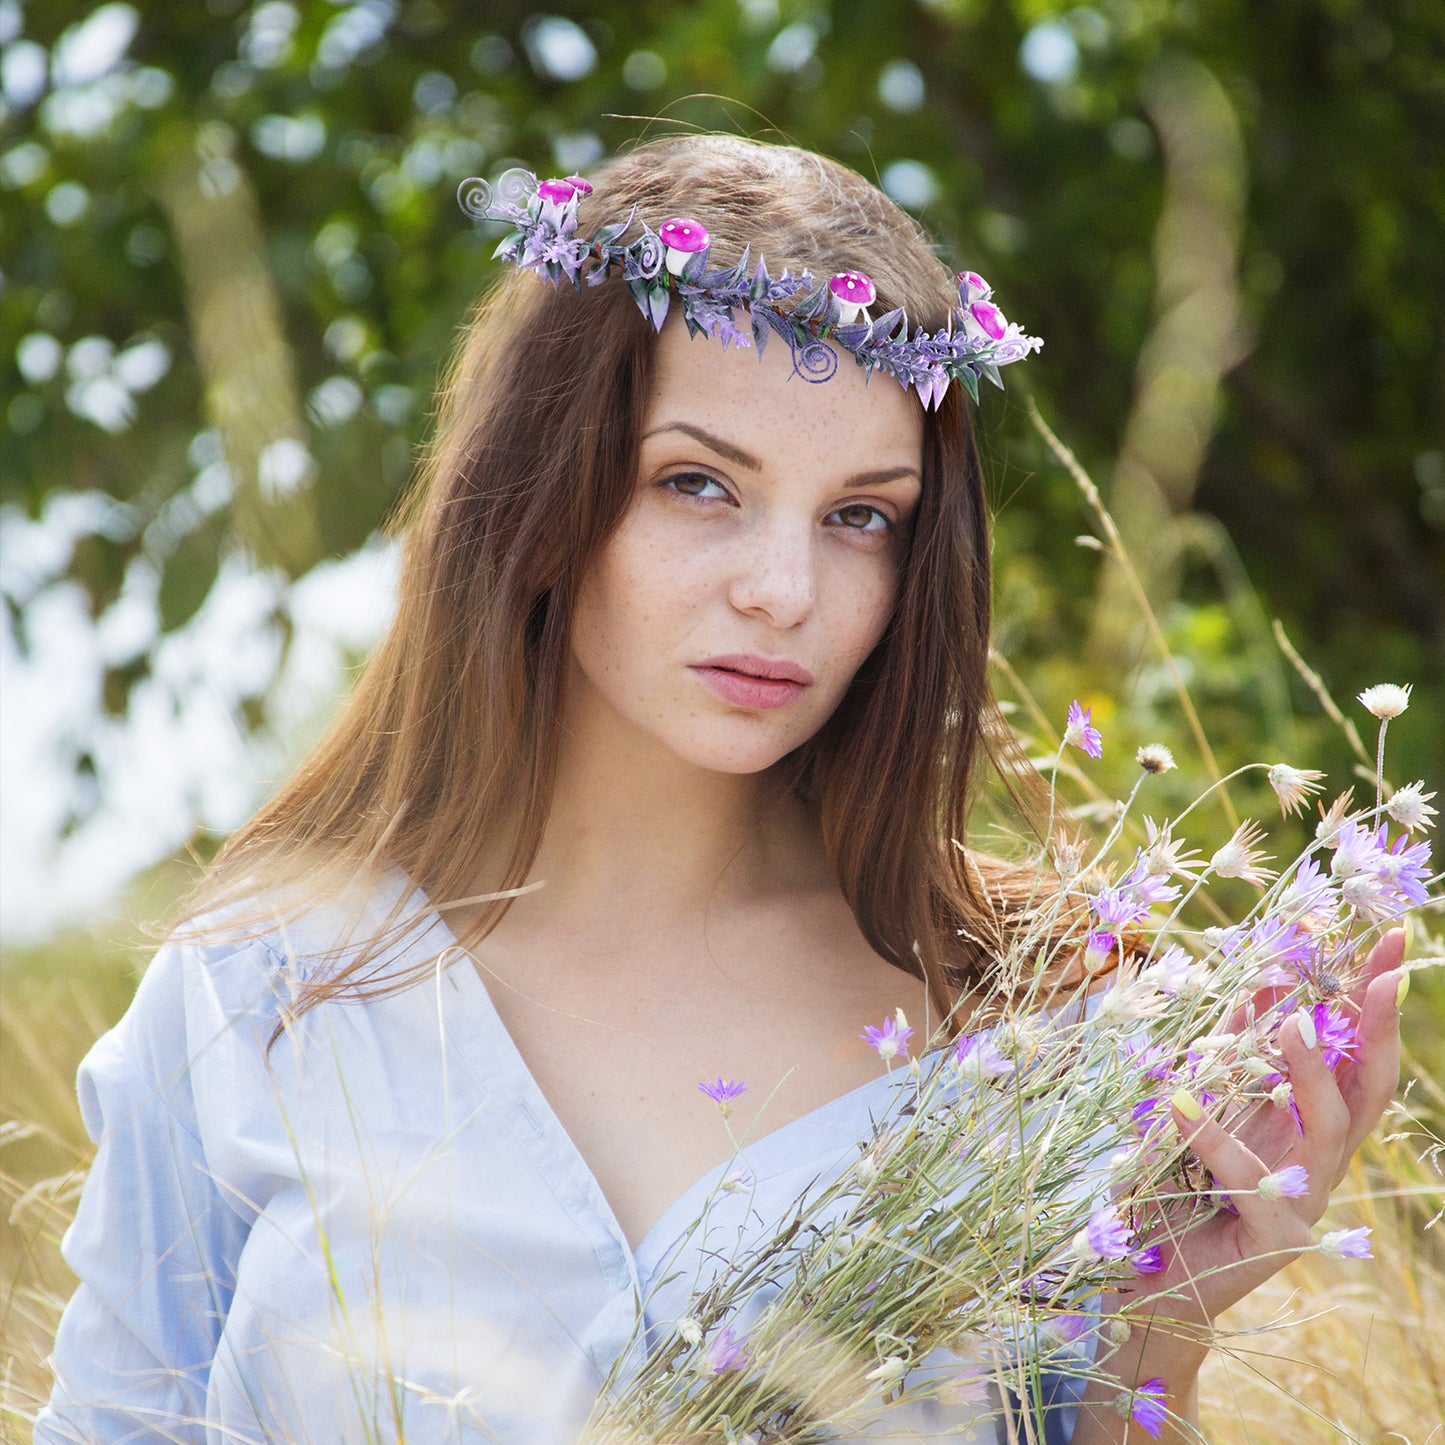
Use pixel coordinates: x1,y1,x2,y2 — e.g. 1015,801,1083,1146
167,133,1076,1037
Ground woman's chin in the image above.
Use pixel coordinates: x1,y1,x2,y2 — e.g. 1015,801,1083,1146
662,727,805,777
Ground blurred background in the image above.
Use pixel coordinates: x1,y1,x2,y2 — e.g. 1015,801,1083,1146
1,0,1442,1437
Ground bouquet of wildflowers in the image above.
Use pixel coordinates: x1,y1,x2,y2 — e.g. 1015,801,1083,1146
581,682,1440,1445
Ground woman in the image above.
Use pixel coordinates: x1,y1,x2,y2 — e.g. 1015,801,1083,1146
35,134,1405,1444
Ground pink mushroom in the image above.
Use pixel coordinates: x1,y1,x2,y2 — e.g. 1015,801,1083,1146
658,217,710,276
537,177,585,229
967,300,1008,341
829,270,876,325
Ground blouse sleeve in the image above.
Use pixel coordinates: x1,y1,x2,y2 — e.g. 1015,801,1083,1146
32,938,253,1445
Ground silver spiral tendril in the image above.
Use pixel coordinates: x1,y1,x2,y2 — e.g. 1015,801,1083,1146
792,338,840,384
456,176,495,222
495,167,537,206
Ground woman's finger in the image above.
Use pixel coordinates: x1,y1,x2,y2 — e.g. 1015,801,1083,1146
1169,1090,1312,1256
1334,964,1405,1168
1275,1010,1351,1212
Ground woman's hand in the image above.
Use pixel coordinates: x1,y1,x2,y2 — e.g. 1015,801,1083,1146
1155,926,1404,1317
1073,927,1406,1441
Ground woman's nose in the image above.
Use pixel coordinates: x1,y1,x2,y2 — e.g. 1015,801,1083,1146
726,515,817,628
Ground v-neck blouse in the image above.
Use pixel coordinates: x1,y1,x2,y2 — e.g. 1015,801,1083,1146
35,869,1099,1445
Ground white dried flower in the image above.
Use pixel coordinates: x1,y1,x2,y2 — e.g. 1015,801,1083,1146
1340,872,1390,919
1136,744,1176,775
1105,1318,1133,1346
1143,816,1204,879
1386,781,1438,833
995,1015,1046,1064
1357,683,1411,719
1141,945,1210,996
1094,979,1169,1028
854,1156,880,1187
1314,791,1355,848
1269,1080,1294,1109
677,1317,703,1347
1053,838,1087,879
1210,821,1276,886
1267,763,1326,818
865,1355,909,1386
1190,1033,1235,1054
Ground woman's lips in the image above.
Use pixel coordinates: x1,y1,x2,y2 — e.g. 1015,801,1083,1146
690,652,813,710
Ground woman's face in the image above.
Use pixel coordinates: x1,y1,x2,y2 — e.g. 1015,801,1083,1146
568,311,925,775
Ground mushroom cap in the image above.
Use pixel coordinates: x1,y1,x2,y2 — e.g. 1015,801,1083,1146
969,299,1007,340
658,217,710,252
829,270,877,306
538,178,580,204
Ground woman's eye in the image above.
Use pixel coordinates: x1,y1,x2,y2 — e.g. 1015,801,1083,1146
831,503,892,534
663,472,729,501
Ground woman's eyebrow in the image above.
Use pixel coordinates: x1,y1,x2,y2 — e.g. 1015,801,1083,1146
640,421,921,487
642,421,761,469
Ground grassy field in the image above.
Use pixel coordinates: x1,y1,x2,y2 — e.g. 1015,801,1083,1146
2,873,1442,1444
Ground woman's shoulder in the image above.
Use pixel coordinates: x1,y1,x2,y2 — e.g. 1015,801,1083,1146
109,866,441,1066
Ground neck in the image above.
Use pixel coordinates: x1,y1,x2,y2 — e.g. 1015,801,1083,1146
470,673,830,944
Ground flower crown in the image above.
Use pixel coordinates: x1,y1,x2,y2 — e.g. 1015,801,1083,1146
457,168,1043,410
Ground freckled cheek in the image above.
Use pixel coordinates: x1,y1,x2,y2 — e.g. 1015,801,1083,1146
579,546,708,679
822,568,899,678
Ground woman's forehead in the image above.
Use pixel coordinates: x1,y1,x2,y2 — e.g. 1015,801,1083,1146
643,313,923,464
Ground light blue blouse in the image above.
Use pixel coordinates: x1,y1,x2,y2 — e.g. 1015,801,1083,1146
34,869,1096,1444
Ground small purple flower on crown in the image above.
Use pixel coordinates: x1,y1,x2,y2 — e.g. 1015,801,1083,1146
536,176,590,232
830,270,877,324
658,217,710,276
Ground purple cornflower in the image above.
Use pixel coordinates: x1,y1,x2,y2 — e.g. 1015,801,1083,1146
1121,1035,1173,1080
1319,1225,1373,1259
1131,1244,1164,1273
1219,915,1314,986
1329,819,1387,882
1259,1165,1310,1200
1131,1095,1168,1135
1375,827,1432,910
862,1011,914,1062
706,1322,750,1373
699,1078,748,1118
1088,885,1145,929
1308,1001,1359,1069
1084,929,1118,973
1064,699,1103,759
1082,1204,1135,1260
1041,1312,1092,1349
1278,856,1339,923
1119,852,1183,909
1127,1379,1169,1438
953,1031,1012,1081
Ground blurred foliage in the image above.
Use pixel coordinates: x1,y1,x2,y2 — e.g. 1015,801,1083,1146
1,0,1442,898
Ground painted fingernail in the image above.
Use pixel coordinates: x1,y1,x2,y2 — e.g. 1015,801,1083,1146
1297,1009,1318,1050
1171,1088,1204,1121
1396,971,1411,1009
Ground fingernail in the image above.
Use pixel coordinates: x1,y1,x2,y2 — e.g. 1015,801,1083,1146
1297,1009,1318,1050
1171,1087,1204,1121
1396,970,1411,1009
